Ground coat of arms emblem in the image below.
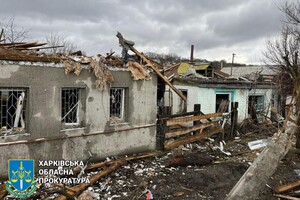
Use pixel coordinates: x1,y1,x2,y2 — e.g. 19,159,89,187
6,160,36,198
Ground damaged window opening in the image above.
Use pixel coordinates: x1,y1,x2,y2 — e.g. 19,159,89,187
61,88,85,129
110,88,126,124
248,95,265,114
179,90,188,113
0,88,27,135
216,94,230,113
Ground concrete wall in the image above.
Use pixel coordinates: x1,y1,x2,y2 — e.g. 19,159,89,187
0,62,157,177
165,83,274,123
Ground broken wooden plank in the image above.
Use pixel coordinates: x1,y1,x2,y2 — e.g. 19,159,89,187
159,110,201,120
165,122,217,138
0,183,7,199
0,28,3,41
164,126,223,150
56,161,123,200
74,151,159,174
129,45,187,101
166,113,223,126
165,153,213,167
116,32,186,102
274,180,300,194
28,45,64,51
273,194,300,200
117,32,186,101
14,92,25,128
225,122,297,200
0,49,61,63
52,183,78,193
6,42,47,49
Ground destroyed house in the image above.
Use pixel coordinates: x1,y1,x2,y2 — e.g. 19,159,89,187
163,63,277,123
0,47,157,176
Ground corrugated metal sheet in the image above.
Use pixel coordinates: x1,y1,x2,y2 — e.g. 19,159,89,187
177,62,190,75
193,64,210,70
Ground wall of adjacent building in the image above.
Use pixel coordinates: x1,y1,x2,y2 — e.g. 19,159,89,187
165,83,274,123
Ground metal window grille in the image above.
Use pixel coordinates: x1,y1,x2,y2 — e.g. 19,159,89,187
110,88,125,119
0,88,27,130
61,88,80,124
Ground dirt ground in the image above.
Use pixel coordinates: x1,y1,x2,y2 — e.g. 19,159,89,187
2,123,300,200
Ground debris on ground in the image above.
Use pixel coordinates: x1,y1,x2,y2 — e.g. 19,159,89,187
1,121,297,199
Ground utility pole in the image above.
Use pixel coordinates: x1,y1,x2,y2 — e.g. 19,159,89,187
231,53,236,75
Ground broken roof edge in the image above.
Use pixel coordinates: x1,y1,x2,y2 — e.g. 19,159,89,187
0,59,136,71
173,77,276,89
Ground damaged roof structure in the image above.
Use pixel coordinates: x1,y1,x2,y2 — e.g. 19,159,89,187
0,32,158,178
162,55,277,124
1,31,293,200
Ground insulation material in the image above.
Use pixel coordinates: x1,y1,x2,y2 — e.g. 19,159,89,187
90,59,114,91
63,59,82,76
127,61,151,80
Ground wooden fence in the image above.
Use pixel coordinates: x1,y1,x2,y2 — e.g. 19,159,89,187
157,104,226,150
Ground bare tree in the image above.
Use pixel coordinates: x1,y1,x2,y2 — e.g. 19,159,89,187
44,33,77,54
145,52,181,65
0,18,28,43
264,1,300,148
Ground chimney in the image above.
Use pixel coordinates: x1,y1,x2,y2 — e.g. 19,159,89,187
190,45,194,63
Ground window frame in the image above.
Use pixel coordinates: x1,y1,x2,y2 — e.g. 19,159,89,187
61,87,86,129
248,95,265,114
0,87,29,135
110,87,127,123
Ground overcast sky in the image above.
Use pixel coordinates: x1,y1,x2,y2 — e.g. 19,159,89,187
0,0,293,64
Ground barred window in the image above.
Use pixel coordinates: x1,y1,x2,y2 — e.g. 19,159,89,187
110,88,126,123
61,88,85,129
0,88,27,135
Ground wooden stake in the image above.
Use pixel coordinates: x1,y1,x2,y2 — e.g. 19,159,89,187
274,180,300,194
56,161,124,200
73,151,159,174
130,45,187,101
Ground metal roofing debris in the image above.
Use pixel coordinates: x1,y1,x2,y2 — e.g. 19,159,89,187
178,62,190,75
193,64,211,70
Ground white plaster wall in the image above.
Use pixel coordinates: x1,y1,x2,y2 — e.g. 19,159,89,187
166,85,274,123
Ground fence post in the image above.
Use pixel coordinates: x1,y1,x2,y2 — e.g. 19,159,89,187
193,104,201,134
231,102,239,138
156,118,166,150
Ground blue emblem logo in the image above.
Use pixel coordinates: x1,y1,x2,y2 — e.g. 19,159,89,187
6,160,36,198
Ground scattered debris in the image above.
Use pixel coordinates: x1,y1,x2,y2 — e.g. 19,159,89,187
165,152,213,168
218,141,232,156
248,139,270,150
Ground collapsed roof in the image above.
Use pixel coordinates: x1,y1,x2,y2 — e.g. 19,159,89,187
0,33,154,91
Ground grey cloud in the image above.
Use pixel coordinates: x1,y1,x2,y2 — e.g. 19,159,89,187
0,0,295,63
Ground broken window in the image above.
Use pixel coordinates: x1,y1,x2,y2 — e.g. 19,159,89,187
248,95,264,114
0,88,27,135
61,88,85,129
216,94,230,112
110,88,126,123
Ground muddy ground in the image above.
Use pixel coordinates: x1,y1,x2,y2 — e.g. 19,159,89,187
2,122,300,200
